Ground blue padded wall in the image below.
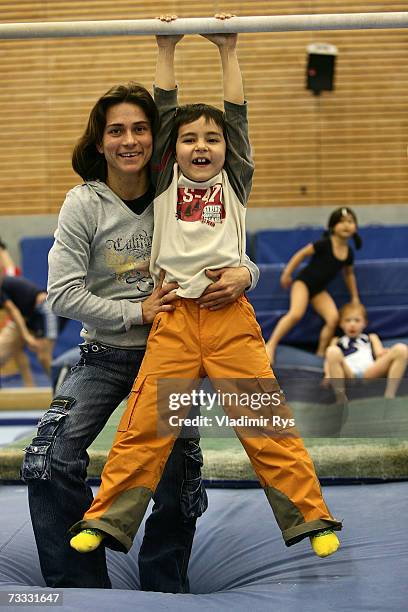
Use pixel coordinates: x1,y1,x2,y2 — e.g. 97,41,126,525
254,225,408,264
20,236,81,360
20,236,54,289
254,227,322,264
250,260,408,344
18,231,408,354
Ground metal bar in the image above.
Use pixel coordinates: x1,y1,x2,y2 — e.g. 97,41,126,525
0,13,407,41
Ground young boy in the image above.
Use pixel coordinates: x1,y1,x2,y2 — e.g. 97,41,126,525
325,302,408,401
70,16,341,560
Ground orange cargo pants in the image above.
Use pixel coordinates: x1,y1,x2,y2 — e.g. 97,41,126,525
71,296,341,551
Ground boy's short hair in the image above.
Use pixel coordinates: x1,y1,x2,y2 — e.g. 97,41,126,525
170,103,226,151
339,302,368,322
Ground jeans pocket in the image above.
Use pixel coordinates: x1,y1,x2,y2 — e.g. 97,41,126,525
180,438,208,519
36,397,73,436
21,396,74,482
180,477,208,519
21,438,53,481
37,410,66,434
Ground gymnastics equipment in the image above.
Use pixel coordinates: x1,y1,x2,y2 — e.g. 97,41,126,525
0,13,407,40
1,484,407,611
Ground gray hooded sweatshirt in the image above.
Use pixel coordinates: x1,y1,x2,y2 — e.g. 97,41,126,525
47,180,153,348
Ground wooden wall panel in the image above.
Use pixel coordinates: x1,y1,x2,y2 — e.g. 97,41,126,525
0,1,407,213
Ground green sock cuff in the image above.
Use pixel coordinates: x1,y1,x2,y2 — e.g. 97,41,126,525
81,529,103,536
313,529,334,538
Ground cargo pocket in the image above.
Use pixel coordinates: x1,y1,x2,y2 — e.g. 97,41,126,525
33,396,74,437
21,438,53,481
21,396,73,482
36,407,69,436
117,376,145,432
180,438,208,519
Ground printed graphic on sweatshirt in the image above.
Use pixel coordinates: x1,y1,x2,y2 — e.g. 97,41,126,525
105,229,153,292
177,185,225,227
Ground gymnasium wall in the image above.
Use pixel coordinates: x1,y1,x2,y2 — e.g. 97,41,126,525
0,0,407,221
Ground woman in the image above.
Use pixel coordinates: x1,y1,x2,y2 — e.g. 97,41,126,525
21,81,259,592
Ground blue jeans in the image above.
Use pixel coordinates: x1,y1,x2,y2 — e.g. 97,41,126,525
21,343,207,591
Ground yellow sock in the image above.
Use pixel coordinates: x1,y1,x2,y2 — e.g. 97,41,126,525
310,530,340,558
70,529,105,553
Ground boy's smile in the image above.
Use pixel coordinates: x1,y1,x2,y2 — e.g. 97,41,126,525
176,116,226,182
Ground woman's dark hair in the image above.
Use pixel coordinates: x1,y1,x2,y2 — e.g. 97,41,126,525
72,82,159,182
170,103,226,152
324,207,362,250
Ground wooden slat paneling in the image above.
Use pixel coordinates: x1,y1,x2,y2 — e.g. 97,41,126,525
0,0,407,214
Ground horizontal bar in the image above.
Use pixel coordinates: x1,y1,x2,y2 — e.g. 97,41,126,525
0,13,407,40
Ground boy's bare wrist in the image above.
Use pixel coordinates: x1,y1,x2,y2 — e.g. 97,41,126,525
218,46,238,58
157,44,177,56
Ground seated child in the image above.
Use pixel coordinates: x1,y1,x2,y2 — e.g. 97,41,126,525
325,302,408,401
69,15,341,560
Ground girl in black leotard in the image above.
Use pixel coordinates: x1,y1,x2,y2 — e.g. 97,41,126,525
265,207,362,364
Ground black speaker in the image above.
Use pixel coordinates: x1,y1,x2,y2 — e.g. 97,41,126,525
306,43,337,95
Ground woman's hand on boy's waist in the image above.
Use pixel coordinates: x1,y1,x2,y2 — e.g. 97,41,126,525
196,266,250,311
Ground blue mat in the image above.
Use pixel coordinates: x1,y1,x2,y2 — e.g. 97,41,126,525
0,483,407,611
15,234,408,386
250,260,408,343
254,225,408,263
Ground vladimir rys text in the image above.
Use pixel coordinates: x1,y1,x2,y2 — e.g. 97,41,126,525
166,389,295,430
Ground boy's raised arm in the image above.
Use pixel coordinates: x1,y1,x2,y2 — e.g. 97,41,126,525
151,17,182,184
201,14,244,105
155,16,183,90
